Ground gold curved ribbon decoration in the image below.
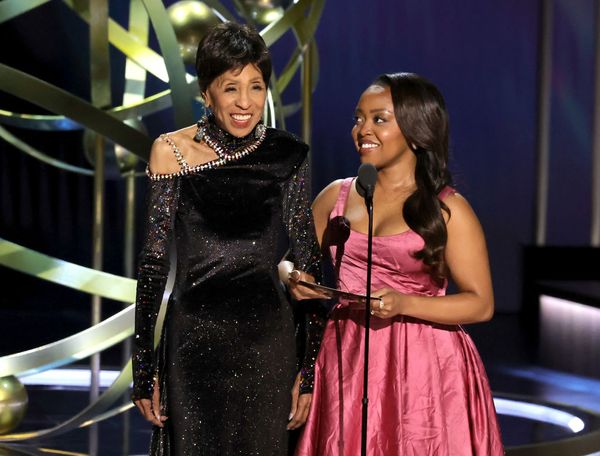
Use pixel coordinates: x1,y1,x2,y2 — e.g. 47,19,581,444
0,238,171,441
140,0,195,128
0,239,136,302
0,305,134,378
0,444,87,456
0,238,136,378
0,87,184,131
0,126,94,176
0,64,152,161
0,360,133,441
0,0,323,135
0,0,200,132
0,240,137,441
259,0,324,125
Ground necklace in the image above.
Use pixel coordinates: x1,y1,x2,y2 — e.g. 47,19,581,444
193,115,266,160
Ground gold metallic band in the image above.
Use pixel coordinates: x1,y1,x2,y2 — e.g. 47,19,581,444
0,239,137,302
0,64,153,161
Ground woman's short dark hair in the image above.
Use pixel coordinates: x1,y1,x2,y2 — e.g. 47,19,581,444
373,73,452,283
195,22,272,93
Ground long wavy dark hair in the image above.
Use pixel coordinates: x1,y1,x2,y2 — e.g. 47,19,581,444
373,73,453,282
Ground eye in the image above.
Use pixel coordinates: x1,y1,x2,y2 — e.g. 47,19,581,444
353,115,363,125
224,86,236,93
252,84,265,91
374,116,386,124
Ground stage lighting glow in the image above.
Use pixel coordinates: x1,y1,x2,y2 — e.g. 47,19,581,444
539,294,600,378
494,397,585,433
498,364,600,393
541,295,600,329
16,369,589,434
18,368,121,388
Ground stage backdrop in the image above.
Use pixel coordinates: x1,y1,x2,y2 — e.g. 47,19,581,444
0,0,596,361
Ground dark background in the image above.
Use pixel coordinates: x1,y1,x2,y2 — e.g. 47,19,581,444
0,0,595,363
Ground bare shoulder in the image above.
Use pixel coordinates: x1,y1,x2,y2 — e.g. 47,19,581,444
312,179,345,213
443,192,483,232
168,125,197,147
148,136,180,175
148,126,197,175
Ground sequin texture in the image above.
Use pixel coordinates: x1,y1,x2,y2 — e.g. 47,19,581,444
132,128,326,454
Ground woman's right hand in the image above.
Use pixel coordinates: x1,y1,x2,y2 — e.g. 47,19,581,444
134,378,167,427
287,270,330,300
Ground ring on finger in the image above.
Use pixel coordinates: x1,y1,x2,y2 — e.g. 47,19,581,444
289,270,301,281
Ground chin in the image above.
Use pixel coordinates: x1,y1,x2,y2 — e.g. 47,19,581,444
229,122,258,137
359,155,377,165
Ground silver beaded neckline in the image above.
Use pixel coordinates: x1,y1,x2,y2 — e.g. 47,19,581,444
147,126,267,181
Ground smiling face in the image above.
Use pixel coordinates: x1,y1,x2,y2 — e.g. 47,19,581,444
351,84,414,169
203,63,267,137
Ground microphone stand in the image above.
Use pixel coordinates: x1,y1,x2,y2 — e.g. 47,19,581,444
361,186,374,456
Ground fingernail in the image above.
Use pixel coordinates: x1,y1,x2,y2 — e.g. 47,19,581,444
288,412,294,420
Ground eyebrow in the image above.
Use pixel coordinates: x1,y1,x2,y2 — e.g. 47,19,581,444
355,108,394,114
220,77,264,85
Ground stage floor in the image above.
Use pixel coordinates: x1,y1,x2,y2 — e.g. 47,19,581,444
2,314,600,455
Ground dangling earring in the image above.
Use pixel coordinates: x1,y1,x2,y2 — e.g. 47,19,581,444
194,102,212,142
255,121,266,139
194,115,208,143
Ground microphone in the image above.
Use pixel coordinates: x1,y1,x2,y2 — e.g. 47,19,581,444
356,162,377,456
356,163,377,201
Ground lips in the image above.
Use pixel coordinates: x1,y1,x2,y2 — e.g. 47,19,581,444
230,113,253,128
358,141,380,153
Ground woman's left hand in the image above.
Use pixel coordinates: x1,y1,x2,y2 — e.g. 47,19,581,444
370,288,407,319
287,270,329,301
287,372,312,430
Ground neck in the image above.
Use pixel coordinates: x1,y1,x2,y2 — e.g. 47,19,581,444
198,114,262,155
376,154,417,193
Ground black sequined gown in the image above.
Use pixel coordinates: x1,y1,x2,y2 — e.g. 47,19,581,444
132,127,325,455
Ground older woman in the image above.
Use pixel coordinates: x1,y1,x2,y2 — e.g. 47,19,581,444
131,22,325,454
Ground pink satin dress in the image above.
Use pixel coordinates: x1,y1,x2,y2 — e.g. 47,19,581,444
295,178,504,456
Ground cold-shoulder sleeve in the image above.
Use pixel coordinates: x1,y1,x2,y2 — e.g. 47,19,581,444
282,153,326,394
131,177,179,401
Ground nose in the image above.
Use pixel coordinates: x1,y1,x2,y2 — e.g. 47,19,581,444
235,89,251,110
356,119,373,137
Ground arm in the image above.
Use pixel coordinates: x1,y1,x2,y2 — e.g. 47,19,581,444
293,178,344,393
371,193,494,325
286,179,343,299
281,155,328,388
132,140,180,401
282,155,322,280
286,177,342,429
311,179,344,247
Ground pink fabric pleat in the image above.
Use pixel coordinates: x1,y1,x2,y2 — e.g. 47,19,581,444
296,178,504,456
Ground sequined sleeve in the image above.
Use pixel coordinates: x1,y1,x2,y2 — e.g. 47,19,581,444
282,155,326,394
131,177,179,401
282,155,321,277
